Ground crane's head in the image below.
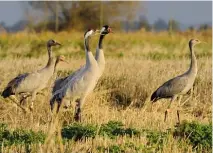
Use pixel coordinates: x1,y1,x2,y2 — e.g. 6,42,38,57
189,39,202,47
100,25,112,35
47,39,61,47
84,29,95,39
56,55,69,64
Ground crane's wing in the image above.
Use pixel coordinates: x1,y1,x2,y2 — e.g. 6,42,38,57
50,65,86,110
52,65,84,94
7,73,29,88
151,76,188,102
2,73,29,98
52,76,69,94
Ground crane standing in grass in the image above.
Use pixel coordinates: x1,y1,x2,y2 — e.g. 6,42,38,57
1,39,63,111
50,29,100,121
50,26,112,121
151,39,203,124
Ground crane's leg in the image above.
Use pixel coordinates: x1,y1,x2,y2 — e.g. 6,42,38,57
20,94,31,105
164,96,176,122
29,92,36,111
74,99,81,122
181,87,193,107
56,99,62,113
9,95,29,113
176,95,182,125
74,98,85,122
178,95,182,106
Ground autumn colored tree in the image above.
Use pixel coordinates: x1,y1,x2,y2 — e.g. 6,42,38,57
28,1,142,32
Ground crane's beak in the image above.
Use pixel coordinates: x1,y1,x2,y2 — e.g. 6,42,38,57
201,41,207,44
60,58,69,64
91,30,101,36
108,27,113,33
55,42,61,46
95,29,100,33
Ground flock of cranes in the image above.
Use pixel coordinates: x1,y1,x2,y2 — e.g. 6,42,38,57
0,25,203,124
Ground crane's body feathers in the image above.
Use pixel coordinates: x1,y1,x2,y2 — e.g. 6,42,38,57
2,40,61,111
151,74,193,102
151,39,199,104
150,39,200,123
2,73,29,98
52,66,83,94
50,27,111,116
2,59,56,98
50,53,99,109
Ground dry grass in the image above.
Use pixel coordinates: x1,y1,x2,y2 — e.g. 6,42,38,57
0,30,211,152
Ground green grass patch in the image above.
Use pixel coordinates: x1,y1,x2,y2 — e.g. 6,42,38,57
0,120,211,152
61,123,97,141
173,121,212,151
99,121,140,138
61,121,140,141
0,123,45,147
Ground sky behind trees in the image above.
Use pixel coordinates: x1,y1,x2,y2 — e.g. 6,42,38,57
0,1,211,28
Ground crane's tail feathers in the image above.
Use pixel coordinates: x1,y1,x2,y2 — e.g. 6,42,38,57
1,87,13,98
150,90,158,102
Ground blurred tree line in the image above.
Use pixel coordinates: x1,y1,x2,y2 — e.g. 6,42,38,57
0,1,211,33
27,1,140,32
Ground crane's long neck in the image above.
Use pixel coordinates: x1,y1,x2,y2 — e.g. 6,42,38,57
84,37,90,52
98,35,105,49
38,45,56,75
95,35,106,75
84,37,96,66
46,45,54,67
188,44,197,75
54,58,60,72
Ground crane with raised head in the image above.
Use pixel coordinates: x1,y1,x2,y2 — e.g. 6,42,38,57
52,25,112,94
50,29,100,121
151,39,203,124
2,39,62,111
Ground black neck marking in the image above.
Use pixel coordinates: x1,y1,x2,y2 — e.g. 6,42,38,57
98,35,105,49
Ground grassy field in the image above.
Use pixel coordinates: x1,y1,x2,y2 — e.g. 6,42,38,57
0,30,211,152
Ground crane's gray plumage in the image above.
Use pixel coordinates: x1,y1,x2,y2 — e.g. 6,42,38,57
50,29,101,121
2,39,62,110
150,39,202,123
51,25,111,97
151,74,191,102
51,25,111,98
52,67,82,94
50,26,112,119
2,73,29,98
52,76,68,94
